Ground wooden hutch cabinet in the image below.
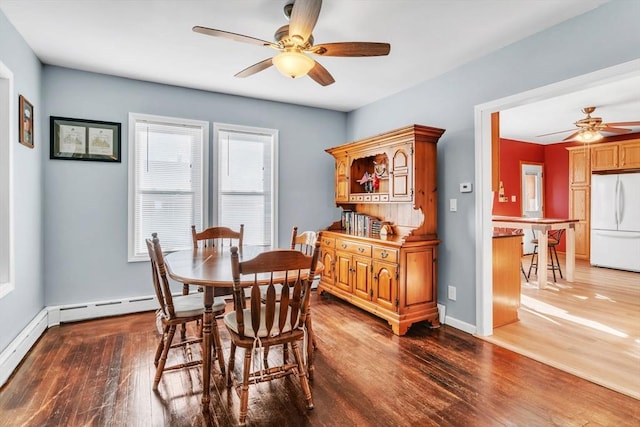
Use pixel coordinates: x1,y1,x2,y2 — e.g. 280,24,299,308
319,125,444,335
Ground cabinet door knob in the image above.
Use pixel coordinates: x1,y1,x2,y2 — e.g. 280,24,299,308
358,247,364,253
341,243,347,249
381,252,388,258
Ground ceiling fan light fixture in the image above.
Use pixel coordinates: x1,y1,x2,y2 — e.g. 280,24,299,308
272,50,315,79
576,129,603,143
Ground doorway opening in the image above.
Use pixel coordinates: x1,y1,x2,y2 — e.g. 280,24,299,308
521,162,544,254
474,58,640,337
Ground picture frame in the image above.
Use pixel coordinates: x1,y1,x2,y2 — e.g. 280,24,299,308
19,95,34,149
50,116,121,162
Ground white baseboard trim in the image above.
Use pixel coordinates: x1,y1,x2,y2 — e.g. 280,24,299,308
0,294,159,387
444,314,477,335
0,308,48,386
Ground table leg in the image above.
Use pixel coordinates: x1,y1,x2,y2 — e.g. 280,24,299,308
566,224,575,282
201,287,213,407
537,228,549,289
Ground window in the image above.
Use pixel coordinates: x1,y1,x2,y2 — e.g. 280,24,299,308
214,123,278,247
128,113,208,261
0,61,14,298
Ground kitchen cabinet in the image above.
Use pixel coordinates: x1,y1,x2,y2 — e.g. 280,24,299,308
492,233,522,328
320,125,444,335
591,139,640,171
568,146,591,260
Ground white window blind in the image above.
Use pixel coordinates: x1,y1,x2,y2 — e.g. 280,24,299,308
128,113,208,261
215,123,277,247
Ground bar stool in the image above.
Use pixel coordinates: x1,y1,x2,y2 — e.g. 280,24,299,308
527,229,565,282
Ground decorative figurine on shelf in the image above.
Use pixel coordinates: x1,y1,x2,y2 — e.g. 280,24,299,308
358,171,374,193
373,160,386,178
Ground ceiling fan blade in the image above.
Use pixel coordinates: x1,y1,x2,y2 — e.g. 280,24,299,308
605,121,640,127
308,61,335,86
536,129,574,137
289,0,322,43
563,131,582,141
235,58,273,78
193,26,275,48
601,126,633,134
309,42,391,57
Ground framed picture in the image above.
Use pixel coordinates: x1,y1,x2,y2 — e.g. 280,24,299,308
19,95,34,148
50,116,121,162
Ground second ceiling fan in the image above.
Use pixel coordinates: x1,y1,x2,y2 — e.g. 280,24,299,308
193,0,391,86
538,106,640,142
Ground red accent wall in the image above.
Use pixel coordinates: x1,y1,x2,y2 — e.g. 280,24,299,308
492,139,544,216
493,138,584,251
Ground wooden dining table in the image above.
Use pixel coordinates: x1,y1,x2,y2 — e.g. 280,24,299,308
492,216,579,289
164,245,322,408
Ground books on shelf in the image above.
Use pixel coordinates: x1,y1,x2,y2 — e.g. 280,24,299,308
341,210,386,236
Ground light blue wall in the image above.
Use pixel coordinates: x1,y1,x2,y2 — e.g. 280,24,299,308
42,66,345,305
346,0,640,325
0,13,44,351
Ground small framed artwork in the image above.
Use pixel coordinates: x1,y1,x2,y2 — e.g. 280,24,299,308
50,116,121,162
19,95,34,148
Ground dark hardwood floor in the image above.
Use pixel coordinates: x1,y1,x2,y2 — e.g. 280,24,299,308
1,291,638,426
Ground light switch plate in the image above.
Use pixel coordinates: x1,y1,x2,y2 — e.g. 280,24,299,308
449,198,457,212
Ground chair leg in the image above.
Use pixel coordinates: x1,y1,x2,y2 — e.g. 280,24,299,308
554,246,563,279
305,315,316,380
154,325,176,390
521,261,528,281
238,350,252,426
527,245,538,278
548,246,557,282
154,324,169,366
211,319,225,375
226,343,237,388
291,341,314,410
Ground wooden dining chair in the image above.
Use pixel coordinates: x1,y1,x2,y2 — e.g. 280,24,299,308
146,233,227,391
290,226,317,255
224,243,320,426
527,229,565,282
191,224,244,250
191,224,244,298
262,227,320,371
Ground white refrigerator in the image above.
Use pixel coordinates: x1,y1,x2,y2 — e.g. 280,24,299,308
590,172,640,272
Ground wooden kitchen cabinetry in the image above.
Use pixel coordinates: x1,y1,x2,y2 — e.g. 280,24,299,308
492,233,522,328
567,137,640,261
591,139,640,171
320,125,444,335
568,146,591,260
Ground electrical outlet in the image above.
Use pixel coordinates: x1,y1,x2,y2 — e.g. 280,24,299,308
448,285,457,301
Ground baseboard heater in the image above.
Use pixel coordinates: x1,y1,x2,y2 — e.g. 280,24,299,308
50,295,159,325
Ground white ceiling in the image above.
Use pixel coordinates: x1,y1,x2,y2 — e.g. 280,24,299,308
2,0,638,143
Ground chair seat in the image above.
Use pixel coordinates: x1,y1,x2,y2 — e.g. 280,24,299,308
171,293,226,318
224,304,298,338
531,238,560,245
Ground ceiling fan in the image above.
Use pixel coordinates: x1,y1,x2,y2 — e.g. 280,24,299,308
537,106,640,142
192,0,390,86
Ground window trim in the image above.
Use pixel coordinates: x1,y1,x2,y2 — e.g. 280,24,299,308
127,112,209,262
0,60,15,298
213,122,278,248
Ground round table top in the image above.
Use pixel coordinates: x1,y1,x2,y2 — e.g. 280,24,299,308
164,246,322,287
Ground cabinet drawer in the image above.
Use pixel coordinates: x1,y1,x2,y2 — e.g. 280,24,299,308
336,239,372,257
373,247,398,263
321,236,335,249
